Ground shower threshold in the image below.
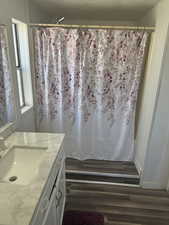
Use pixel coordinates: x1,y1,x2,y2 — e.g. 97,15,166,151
66,158,140,185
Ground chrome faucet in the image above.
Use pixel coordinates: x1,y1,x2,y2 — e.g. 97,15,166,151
0,136,7,152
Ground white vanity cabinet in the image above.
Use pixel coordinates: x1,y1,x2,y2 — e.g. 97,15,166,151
43,187,59,225
31,148,66,225
42,161,66,225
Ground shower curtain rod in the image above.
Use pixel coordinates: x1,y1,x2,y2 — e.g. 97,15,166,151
29,23,155,31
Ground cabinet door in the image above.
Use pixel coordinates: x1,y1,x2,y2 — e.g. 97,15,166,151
31,195,50,225
42,187,58,225
42,160,66,225
56,161,66,225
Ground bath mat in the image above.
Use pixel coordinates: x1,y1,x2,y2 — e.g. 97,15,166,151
63,210,104,225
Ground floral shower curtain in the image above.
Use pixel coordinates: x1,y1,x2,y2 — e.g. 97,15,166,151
0,26,13,127
34,27,149,161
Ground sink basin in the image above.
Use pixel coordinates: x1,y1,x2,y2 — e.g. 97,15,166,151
0,146,46,185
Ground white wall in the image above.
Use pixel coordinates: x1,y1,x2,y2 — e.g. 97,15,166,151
29,0,50,23
135,0,169,189
142,28,169,188
51,18,137,26
16,107,36,132
0,0,29,24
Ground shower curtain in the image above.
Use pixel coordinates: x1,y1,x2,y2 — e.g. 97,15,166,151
33,27,149,161
0,26,13,127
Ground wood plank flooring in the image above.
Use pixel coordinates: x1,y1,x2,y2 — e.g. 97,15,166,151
65,181,169,225
66,158,140,185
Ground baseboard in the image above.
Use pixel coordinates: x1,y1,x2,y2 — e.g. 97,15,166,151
142,181,165,189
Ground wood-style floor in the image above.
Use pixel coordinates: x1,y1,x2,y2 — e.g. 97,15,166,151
65,181,169,225
66,158,140,185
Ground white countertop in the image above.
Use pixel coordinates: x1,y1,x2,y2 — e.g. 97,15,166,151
0,132,65,225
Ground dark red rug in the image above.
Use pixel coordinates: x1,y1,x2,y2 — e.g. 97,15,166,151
63,211,104,225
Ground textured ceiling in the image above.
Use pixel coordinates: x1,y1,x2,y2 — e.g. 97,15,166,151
32,0,160,21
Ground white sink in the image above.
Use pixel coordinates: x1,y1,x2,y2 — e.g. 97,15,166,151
0,146,46,185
